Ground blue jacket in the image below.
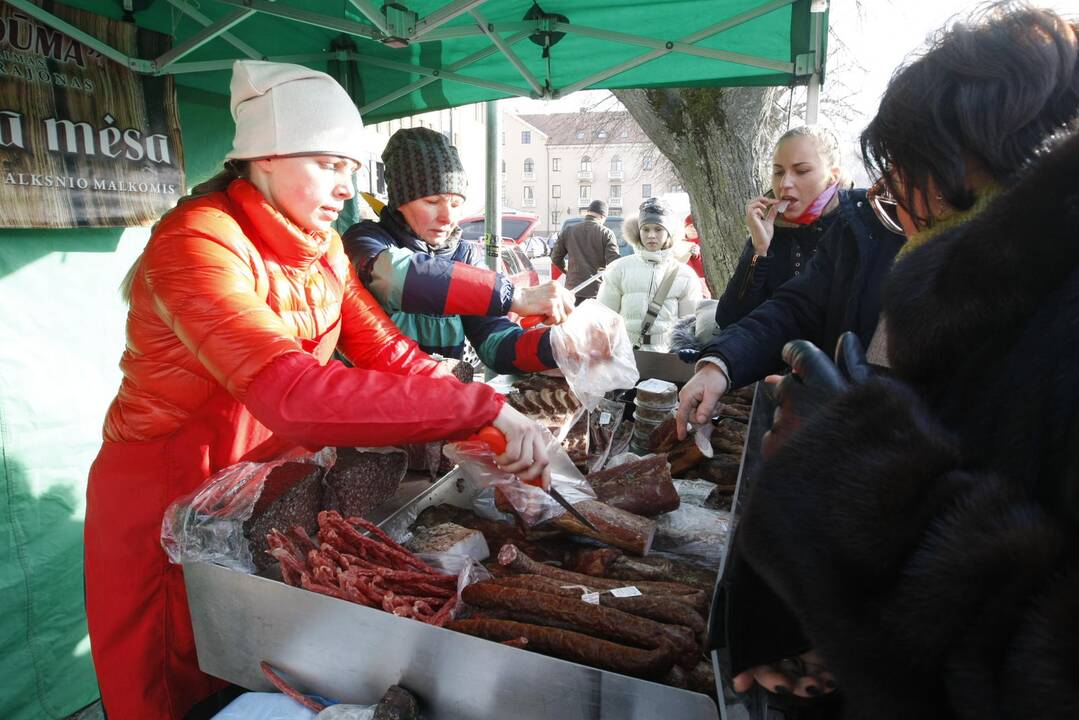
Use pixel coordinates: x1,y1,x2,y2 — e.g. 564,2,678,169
703,189,904,387
342,209,555,374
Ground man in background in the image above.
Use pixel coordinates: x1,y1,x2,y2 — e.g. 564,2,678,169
551,199,620,304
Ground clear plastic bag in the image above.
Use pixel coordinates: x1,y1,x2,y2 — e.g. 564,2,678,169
161,447,336,573
442,428,596,527
652,479,732,566
549,299,640,410
587,398,626,473
417,551,492,599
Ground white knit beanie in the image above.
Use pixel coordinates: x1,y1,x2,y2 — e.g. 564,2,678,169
226,60,365,163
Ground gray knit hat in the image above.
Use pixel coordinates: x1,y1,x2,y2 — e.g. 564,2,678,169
638,197,676,237
383,127,468,208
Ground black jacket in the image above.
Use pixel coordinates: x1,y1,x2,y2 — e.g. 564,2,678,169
737,125,1079,719
703,190,901,387
715,195,843,328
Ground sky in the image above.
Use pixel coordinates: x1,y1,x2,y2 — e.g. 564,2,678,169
502,0,1077,184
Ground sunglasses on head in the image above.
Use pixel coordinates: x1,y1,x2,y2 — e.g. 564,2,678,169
867,178,905,236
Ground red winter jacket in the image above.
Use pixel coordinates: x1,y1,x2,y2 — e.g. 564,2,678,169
104,179,502,445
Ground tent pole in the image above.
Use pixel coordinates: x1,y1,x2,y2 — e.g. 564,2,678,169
165,0,263,59
484,100,502,273
806,73,820,124
154,10,254,71
470,9,545,96
805,0,825,124
5,0,151,71
360,32,529,114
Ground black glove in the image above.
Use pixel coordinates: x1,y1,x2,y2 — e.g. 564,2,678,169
761,340,848,458
834,331,871,384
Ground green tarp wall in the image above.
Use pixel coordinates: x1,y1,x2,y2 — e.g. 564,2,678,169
0,85,233,719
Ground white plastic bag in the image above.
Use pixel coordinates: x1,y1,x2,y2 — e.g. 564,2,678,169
549,299,639,410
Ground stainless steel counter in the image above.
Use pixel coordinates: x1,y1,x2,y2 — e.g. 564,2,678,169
185,558,718,718
185,467,720,719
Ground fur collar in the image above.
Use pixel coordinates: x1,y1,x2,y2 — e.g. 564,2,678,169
883,121,1079,385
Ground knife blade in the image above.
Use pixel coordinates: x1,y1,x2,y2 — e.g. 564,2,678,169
547,486,599,531
569,269,606,294
466,425,599,531
519,270,607,328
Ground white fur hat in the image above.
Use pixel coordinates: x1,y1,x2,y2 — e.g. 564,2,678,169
226,60,365,163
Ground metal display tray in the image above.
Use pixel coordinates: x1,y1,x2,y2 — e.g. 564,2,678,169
184,466,720,719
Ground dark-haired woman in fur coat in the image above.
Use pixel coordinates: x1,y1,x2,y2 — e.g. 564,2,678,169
728,6,1079,718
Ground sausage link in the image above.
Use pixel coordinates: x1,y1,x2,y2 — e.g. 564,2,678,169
447,619,676,678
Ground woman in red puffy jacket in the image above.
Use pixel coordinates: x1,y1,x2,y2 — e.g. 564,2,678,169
84,60,553,720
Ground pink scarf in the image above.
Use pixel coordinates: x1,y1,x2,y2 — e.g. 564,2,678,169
788,183,839,225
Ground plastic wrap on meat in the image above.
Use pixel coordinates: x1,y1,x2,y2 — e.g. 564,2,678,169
585,454,680,516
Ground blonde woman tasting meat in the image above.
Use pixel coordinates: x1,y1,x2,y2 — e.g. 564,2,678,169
716,125,847,327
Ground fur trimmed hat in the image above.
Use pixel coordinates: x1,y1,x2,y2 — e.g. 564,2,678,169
383,128,468,208
226,60,365,163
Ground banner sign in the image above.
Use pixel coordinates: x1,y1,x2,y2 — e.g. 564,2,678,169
0,1,185,228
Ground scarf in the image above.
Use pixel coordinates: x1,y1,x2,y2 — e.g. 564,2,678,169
788,182,840,225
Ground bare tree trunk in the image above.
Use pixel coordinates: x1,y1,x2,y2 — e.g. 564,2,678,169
613,87,782,291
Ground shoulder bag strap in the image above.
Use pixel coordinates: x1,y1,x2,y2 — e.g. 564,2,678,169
638,264,680,346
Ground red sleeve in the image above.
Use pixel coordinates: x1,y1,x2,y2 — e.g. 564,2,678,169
336,267,447,378
244,352,503,447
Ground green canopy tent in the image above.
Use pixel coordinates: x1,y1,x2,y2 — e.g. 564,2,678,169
10,0,828,122
0,1,828,718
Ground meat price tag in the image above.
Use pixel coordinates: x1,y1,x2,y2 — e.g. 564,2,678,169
599,411,612,425
581,592,601,605
609,586,642,598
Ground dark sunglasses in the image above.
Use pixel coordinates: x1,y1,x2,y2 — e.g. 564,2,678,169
867,178,905,236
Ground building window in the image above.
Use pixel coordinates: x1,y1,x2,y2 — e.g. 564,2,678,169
552,184,561,198
642,183,652,197
501,160,506,173
620,128,629,138
523,185,535,206
575,130,585,140
523,158,535,178
551,210,561,226
580,156,591,172
643,156,654,170
579,185,591,200
610,156,623,178
671,184,684,193
552,157,561,171
611,185,622,201
521,130,531,144
597,129,607,139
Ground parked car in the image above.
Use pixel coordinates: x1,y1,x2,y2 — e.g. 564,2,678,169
458,213,540,248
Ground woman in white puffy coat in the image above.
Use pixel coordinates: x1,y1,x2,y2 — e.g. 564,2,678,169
597,199,703,352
